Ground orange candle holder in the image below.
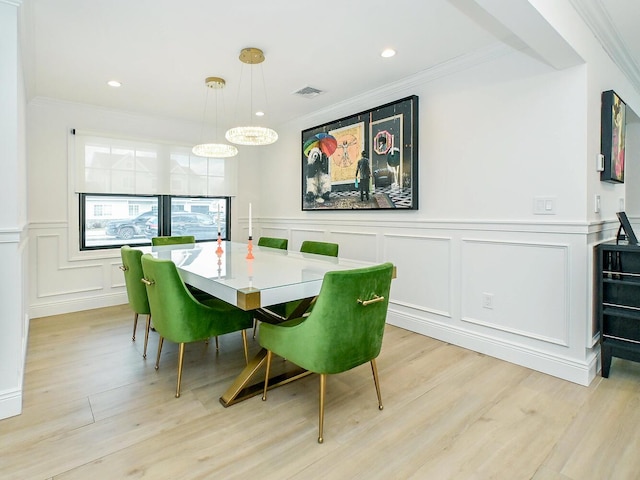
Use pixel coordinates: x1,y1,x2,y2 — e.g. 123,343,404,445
216,233,223,256
246,236,254,260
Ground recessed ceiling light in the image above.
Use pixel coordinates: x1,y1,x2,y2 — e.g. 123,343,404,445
381,48,396,58
107,80,122,87
255,111,265,117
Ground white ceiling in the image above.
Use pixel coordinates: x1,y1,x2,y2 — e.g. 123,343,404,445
19,0,640,129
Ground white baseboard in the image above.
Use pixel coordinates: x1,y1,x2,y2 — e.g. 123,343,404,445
0,388,22,420
29,293,128,319
387,309,598,387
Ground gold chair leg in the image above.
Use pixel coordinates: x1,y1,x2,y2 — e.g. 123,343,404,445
155,337,164,370
132,313,139,341
242,330,249,365
262,350,273,401
318,373,326,444
370,359,383,410
252,318,258,339
176,342,185,398
143,314,151,359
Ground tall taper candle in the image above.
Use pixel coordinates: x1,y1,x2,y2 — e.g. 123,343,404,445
249,203,252,238
217,204,221,234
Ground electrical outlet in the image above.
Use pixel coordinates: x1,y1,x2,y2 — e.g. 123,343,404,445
482,293,494,309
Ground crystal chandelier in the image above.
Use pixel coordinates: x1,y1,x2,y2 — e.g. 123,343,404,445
193,77,238,158
225,48,278,146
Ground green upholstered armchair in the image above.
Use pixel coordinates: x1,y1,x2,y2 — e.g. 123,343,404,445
260,262,394,443
257,237,288,250
151,235,196,246
300,240,339,257
254,240,340,333
140,254,253,398
120,246,152,358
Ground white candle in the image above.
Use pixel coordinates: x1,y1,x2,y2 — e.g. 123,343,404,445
217,205,221,234
249,203,252,237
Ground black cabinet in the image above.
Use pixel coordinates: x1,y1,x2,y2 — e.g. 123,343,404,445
596,242,640,377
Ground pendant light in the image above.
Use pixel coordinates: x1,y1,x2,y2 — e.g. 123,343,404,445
225,48,278,146
193,77,238,158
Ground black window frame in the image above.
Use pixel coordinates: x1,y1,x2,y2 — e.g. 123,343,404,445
79,193,231,251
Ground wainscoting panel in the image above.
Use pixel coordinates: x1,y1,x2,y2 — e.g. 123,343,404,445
257,227,290,244
36,234,103,297
110,261,125,289
384,234,452,317
290,228,327,251
461,239,569,345
330,230,377,263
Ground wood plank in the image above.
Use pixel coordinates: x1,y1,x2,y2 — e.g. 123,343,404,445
1,305,640,479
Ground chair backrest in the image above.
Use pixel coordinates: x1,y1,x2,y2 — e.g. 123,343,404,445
140,254,212,343
141,254,253,344
258,237,288,250
300,240,339,257
152,235,196,246
280,262,394,374
120,246,150,315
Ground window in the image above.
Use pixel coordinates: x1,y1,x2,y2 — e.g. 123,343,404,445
128,204,139,216
80,194,230,250
93,204,112,217
73,130,236,251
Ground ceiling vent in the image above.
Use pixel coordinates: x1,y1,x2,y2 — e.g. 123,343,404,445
292,86,324,98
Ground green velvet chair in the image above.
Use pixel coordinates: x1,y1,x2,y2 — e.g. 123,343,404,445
260,262,394,443
151,235,196,246
152,234,212,303
120,246,152,358
300,240,339,257
280,240,339,318
257,237,288,250
252,236,289,336
140,254,253,398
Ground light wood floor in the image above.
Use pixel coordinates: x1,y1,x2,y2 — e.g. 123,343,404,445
2,305,640,479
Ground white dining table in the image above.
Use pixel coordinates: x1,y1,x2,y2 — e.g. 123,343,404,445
140,240,370,310
138,240,377,406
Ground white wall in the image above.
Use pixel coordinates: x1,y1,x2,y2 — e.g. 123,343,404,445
251,45,598,386
0,0,29,420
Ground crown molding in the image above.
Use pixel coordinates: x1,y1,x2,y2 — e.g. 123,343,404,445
289,42,514,129
570,0,640,95
0,0,23,7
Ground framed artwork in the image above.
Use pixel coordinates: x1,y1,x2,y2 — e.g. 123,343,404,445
601,90,626,183
301,95,418,210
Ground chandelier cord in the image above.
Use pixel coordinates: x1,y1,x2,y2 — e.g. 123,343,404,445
198,84,210,144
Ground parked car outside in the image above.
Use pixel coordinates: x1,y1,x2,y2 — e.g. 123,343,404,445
144,212,219,240
105,211,157,240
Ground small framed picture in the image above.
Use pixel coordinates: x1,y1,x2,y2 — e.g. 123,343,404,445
601,90,626,183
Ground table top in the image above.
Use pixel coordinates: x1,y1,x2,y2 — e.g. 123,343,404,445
139,241,371,310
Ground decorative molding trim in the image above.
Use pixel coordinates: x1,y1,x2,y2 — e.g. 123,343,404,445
391,299,451,318
460,238,571,347
29,292,127,319
287,43,515,128
0,0,23,7
570,0,640,95
257,216,598,234
0,388,22,421
387,309,597,386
